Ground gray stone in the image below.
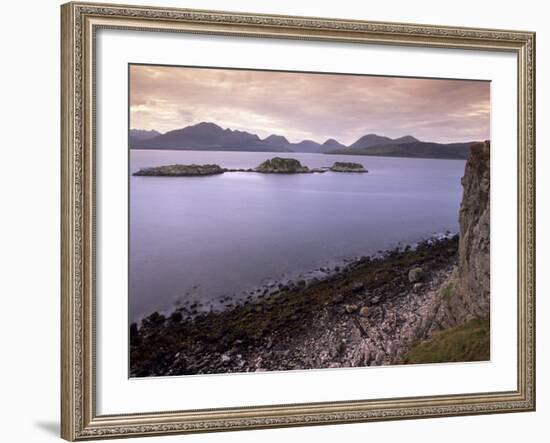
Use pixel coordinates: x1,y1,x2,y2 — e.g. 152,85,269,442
359,306,370,318
333,294,344,304
408,267,424,283
370,295,381,304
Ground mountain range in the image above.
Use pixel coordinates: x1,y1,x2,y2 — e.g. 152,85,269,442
130,122,476,159
129,129,161,141
330,141,473,160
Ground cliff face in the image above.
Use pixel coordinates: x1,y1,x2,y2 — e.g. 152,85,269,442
436,141,490,327
457,141,491,317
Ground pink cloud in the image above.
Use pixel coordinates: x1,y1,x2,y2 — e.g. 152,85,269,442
130,64,490,144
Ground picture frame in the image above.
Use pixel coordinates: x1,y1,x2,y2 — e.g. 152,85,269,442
61,1,536,440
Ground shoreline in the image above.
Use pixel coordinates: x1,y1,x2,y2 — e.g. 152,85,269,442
130,148,471,162
131,235,460,377
132,230,457,323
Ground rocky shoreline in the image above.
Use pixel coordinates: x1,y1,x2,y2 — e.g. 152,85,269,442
130,235,460,377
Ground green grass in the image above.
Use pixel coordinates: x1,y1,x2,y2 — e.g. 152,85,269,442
401,317,490,365
441,282,454,300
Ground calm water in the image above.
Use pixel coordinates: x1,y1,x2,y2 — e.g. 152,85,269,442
130,150,466,321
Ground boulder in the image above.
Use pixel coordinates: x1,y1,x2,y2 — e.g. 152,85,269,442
351,282,365,293
408,267,424,283
333,293,344,304
370,295,381,305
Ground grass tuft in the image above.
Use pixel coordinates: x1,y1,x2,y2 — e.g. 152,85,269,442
441,282,454,300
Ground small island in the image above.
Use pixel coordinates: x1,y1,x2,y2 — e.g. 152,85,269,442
255,157,312,173
133,158,368,177
133,163,224,176
329,162,368,173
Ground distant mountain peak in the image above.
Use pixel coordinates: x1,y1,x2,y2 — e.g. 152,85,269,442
321,138,346,149
192,121,223,130
129,128,161,141
393,135,420,144
349,133,393,149
263,134,290,145
349,133,422,150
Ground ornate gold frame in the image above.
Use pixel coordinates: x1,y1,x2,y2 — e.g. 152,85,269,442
61,2,536,440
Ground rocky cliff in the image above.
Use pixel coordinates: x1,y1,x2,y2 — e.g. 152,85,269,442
435,140,490,328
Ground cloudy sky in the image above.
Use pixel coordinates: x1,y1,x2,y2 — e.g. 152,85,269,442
130,64,490,145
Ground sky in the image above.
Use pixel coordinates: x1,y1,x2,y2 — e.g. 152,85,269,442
130,64,490,145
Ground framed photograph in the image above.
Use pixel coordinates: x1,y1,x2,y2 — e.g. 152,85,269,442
61,2,536,440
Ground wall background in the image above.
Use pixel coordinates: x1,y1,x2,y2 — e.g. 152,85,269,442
0,0,546,442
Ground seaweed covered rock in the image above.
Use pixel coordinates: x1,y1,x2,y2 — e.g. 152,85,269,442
133,164,224,176
255,157,310,173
